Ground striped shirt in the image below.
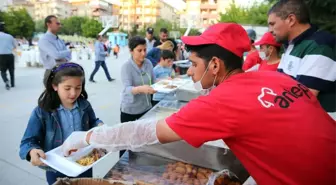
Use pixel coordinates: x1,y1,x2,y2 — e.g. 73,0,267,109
278,25,336,112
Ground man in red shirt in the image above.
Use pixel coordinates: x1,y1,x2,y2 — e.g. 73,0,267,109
249,32,282,71
242,29,262,71
62,23,336,185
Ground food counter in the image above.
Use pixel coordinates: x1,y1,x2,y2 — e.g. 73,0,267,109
103,90,249,184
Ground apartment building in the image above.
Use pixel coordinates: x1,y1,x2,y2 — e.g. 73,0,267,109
185,0,229,27
12,0,72,20
11,0,35,18
69,0,119,18
119,0,177,30
33,0,72,20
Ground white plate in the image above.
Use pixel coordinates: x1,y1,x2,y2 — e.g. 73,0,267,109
173,60,189,64
152,79,188,93
40,146,111,177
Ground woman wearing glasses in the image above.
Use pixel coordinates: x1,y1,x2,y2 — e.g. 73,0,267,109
120,36,156,156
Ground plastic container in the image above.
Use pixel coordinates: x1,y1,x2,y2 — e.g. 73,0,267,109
53,178,134,185
40,146,112,177
151,79,189,94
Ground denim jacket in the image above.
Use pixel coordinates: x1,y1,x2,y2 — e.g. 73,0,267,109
19,99,102,171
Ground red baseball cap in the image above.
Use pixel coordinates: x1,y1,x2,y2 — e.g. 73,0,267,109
253,32,281,47
181,23,250,58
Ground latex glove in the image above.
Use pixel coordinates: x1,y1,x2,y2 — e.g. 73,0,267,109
30,149,46,166
62,131,89,157
136,85,157,94
88,119,159,152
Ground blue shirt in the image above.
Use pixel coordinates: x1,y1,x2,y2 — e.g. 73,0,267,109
57,102,82,140
0,32,16,54
146,47,161,66
38,31,71,69
153,65,173,101
121,58,155,114
95,41,107,61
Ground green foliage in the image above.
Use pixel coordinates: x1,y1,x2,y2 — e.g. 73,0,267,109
150,19,173,36
0,11,4,22
303,0,335,34
60,16,89,35
219,0,272,26
34,19,46,33
1,8,35,38
81,18,102,38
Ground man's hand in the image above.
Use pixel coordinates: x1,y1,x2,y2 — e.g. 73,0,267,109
29,149,46,166
62,131,89,157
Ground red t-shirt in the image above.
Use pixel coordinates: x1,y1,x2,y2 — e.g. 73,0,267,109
242,50,262,71
258,60,279,71
166,71,336,185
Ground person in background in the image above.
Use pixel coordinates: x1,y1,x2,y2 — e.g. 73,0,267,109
0,22,17,90
119,36,156,157
152,50,176,106
153,28,169,47
113,44,120,59
242,29,262,71
268,0,336,114
38,15,71,86
19,63,103,185
146,40,174,66
246,32,282,71
89,35,114,83
145,27,156,53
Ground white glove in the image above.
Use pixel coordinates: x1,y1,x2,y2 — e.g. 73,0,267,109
62,131,89,156
89,119,159,152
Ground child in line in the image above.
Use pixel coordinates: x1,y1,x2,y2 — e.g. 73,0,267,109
113,44,120,59
19,62,103,185
152,50,176,106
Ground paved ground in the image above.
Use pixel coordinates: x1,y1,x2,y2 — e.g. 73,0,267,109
0,48,130,185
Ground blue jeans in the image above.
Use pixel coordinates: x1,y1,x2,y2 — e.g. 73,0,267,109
89,61,112,81
46,169,92,185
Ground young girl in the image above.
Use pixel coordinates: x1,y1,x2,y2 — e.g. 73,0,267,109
19,62,103,185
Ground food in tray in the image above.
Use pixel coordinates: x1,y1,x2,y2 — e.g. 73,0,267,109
157,81,170,86
76,149,107,166
164,85,177,89
107,161,241,185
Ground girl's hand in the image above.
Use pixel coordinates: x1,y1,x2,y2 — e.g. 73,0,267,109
29,149,46,166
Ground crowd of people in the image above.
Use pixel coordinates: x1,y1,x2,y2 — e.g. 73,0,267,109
0,0,333,185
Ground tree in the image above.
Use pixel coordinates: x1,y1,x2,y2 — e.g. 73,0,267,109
35,19,46,33
81,18,102,38
2,8,35,38
219,0,248,24
151,19,173,36
61,16,89,35
219,0,272,26
0,11,4,22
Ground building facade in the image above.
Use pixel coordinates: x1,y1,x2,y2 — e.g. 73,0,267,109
11,0,35,18
119,0,177,31
12,0,72,20
184,0,229,28
69,0,119,18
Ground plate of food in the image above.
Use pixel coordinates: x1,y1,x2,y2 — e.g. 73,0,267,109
151,79,189,93
40,146,111,177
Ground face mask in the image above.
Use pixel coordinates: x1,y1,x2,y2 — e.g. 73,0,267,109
259,47,273,60
193,61,217,95
259,51,268,60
